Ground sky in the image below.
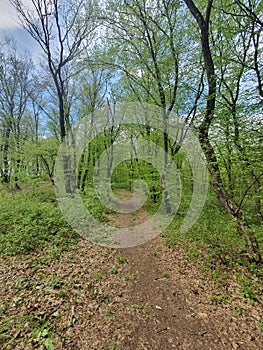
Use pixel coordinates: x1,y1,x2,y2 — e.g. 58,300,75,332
0,0,18,29
0,0,40,56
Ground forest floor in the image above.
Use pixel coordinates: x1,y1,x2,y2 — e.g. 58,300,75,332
0,189,262,349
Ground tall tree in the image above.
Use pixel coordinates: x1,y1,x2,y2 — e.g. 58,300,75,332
10,0,99,192
10,0,98,141
104,0,205,212
0,38,33,187
233,0,263,100
212,1,263,222
183,0,261,261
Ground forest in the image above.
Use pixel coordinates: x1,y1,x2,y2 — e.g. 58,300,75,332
0,0,262,349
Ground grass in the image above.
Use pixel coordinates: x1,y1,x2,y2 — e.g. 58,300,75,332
0,186,79,256
0,181,262,349
0,183,262,278
162,189,263,304
80,186,114,222
0,186,84,349
164,188,263,261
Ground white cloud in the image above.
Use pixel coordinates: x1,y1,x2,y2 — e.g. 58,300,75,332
0,0,20,29
0,0,41,57
0,0,35,29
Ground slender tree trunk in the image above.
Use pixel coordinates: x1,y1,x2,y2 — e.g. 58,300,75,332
77,152,85,189
80,147,92,193
184,0,261,262
39,155,55,185
14,125,21,190
162,109,171,213
2,127,11,184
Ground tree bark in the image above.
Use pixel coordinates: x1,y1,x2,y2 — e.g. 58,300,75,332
184,0,261,262
2,127,11,184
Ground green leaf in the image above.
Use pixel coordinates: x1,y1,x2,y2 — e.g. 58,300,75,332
41,329,49,337
52,310,59,317
44,338,55,350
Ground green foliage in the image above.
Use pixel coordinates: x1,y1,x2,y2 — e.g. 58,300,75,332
235,305,243,315
44,338,55,350
117,255,127,264
95,271,104,280
0,187,79,256
105,307,116,319
131,304,143,312
50,278,65,289
237,275,261,302
211,294,231,305
80,187,112,221
163,188,263,300
100,341,120,350
163,189,248,258
109,267,118,275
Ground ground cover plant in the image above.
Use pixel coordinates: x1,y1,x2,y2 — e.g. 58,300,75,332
0,0,263,348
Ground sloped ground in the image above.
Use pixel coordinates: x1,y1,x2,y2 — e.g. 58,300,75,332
0,190,262,349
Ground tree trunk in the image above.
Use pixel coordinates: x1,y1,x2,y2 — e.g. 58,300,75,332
2,127,11,184
162,110,171,214
184,0,261,262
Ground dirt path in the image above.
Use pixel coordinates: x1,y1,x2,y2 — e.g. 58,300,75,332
105,189,150,229
120,242,211,349
118,239,262,349
0,190,262,349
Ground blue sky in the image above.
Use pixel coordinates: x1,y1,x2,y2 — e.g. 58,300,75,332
0,0,40,55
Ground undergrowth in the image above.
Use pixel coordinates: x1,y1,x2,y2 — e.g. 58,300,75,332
162,190,263,303
0,185,79,256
